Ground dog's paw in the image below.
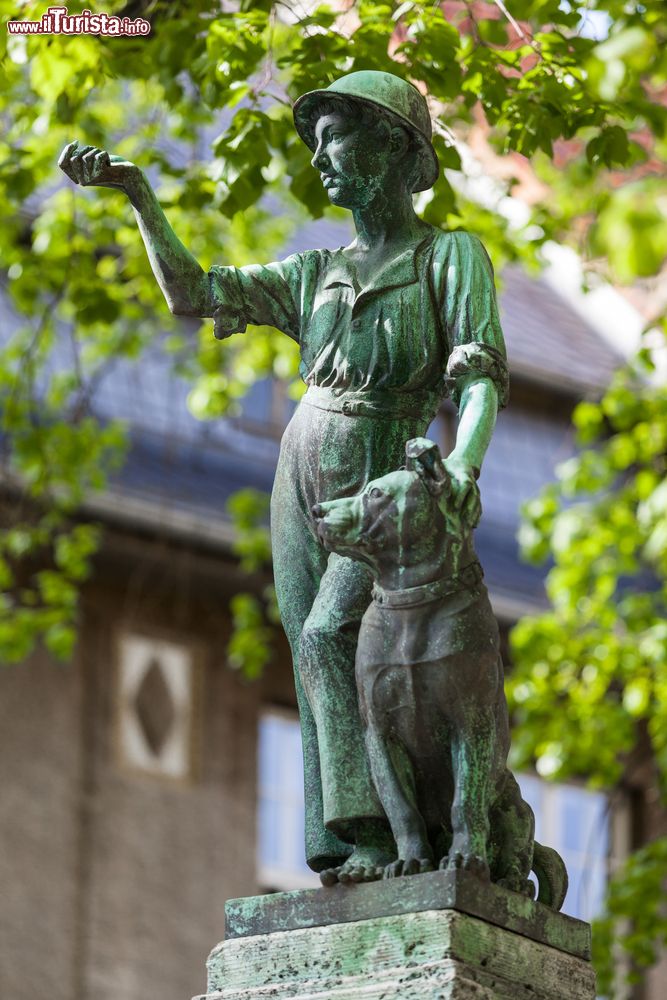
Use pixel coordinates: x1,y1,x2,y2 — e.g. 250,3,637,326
496,868,536,898
442,851,490,880
383,857,434,879
498,877,535,899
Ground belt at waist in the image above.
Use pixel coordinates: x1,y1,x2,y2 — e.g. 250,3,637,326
301,384,440,420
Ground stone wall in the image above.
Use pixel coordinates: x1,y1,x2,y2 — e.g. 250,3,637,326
0,527,294,1000
0,524,664,1000
0,642,83,1000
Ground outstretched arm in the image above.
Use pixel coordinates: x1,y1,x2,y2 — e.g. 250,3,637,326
443,375,499,528
58,141,211,317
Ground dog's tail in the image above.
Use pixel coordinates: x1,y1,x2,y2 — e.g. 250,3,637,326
532,841,568,911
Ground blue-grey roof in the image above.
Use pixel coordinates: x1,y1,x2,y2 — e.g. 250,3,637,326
85,423,549,616
1,224,623,614
499,266,622,393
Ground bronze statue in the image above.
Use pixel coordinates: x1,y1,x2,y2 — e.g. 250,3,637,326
314,436,567,906
58,70,564,902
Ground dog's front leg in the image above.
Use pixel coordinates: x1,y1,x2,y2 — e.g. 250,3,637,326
364,726,435,878
445,706,496,879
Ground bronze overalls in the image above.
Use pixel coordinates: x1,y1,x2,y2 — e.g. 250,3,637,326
209,227,509,870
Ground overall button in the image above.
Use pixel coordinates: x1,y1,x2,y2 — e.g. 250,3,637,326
342,401,353,415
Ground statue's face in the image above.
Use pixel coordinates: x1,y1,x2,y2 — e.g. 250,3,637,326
312,110,392,209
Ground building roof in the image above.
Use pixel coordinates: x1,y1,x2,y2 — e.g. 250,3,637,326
83,426,549,617
2,224,625,616
498,266,623,394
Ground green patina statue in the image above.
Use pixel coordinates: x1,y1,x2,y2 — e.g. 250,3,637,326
314,435,566,907
58,70,566,907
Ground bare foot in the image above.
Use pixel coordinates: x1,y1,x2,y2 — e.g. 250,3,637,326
384,857,435,879
319,845,394,886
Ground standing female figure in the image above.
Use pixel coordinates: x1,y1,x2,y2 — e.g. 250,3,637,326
59,71,509,885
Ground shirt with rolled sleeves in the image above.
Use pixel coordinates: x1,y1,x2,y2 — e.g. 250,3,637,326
207,227,509,416
208,228,510,861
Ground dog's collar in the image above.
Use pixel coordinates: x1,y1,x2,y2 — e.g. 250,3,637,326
372,562,483,609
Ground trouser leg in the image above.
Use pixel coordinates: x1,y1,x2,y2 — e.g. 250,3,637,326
271,486,353,870
298,552,386,843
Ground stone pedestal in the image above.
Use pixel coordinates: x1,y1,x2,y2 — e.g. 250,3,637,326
195,871,596,1000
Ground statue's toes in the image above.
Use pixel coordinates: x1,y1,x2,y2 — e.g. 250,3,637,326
359,865,383,883
496,875,518,892
444,850,489,878
383,860,404,879
403,857,434,876
320,859,390,886
319,867,340,887
343,865,366,883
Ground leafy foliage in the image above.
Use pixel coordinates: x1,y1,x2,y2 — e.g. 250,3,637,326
509,345,667,991
1,0,663,665
0,2,666,986
593,838,667,995
224,488,280,678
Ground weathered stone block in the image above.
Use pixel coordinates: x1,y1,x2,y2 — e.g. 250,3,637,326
224,869,590,959
198,908,595,1000
195,874,596,1000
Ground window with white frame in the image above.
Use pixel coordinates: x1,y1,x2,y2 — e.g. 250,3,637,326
257,710,319,890
517,773,611,922
257,710,616,914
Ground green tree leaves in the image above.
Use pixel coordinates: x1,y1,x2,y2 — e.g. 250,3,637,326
593,839,667,995
225,488,277,680
592,180,667,282
0,0,666,987
509,348,667,989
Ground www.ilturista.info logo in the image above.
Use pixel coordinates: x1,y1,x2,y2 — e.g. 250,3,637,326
7,6,150,35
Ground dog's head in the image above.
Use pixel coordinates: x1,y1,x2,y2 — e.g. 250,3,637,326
312,438,459,572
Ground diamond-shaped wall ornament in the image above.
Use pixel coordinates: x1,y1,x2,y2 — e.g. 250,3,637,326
116,633,197,780
134,657,176,757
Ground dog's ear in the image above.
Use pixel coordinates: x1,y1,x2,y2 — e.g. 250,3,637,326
405,438,451,496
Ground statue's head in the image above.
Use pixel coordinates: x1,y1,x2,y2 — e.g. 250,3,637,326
293,70,439,209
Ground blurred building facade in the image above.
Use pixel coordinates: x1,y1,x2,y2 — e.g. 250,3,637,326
1,224,662,1000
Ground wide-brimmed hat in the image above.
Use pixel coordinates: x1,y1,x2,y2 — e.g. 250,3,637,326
293,70,439,193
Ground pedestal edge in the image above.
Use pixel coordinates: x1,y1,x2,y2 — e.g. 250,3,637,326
224,868,591,960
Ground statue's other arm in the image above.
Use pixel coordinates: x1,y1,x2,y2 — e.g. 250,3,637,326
58,141,211,318
444,376,499,527
439,230,510,528
450,375,498,478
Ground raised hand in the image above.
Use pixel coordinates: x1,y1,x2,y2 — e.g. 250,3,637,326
56,139,211,317
58,140,137,191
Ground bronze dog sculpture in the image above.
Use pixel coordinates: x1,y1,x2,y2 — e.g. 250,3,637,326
313,437,567,908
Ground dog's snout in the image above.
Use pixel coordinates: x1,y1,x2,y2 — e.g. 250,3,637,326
312,503,325,520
